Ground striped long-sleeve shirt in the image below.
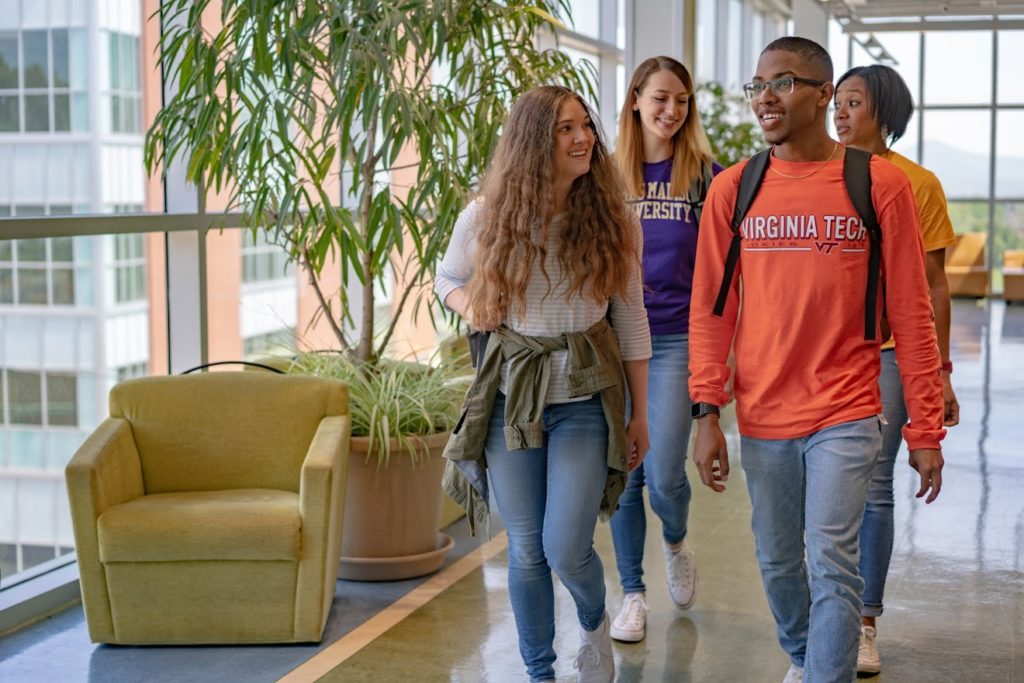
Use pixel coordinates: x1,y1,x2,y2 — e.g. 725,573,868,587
435,200,652,404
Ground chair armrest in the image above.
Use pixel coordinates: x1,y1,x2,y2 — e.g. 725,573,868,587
66,417,145,529
64,417,144,642
295,414,351,640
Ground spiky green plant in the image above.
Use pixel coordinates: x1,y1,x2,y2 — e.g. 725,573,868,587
286,351,470,466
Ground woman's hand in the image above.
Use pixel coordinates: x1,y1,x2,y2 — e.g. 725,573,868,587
625,417,650,471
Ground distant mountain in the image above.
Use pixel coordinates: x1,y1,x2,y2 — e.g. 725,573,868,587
922,140,1024,200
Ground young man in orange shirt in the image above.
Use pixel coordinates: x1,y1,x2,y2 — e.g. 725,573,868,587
688,37,946,683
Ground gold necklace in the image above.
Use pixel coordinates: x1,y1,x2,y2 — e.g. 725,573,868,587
769,142,840,180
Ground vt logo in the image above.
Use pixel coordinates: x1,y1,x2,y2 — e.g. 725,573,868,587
815,241,839,254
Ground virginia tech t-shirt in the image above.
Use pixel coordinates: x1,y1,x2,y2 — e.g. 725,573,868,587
688,151,945,450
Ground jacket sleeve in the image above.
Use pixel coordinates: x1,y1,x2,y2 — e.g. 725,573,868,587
688,168,741,407
877,177,946,450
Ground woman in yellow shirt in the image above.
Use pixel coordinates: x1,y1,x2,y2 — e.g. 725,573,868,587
834,63,960,676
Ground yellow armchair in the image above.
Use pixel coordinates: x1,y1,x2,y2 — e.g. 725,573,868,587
1003,250,1024,303
65,372,351,644
945,232,990,298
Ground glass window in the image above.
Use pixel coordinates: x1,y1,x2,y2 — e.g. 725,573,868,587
881,32,921,103
51,267,74,304
22,30,49,89
947,200,990,237
0,1,18,30
8,370,43,425
242,230,293,283
0,267,12,304
750,12,764,77
996,111,1024,199
994,202,1024,293
726,0,743,90
46,373,78,427
114,362,146,382
828,20,848,82
52,237,73,262
243,329,295,359
17,240,46,262
564,0,600,39
53,93,70,132
0,32,17,88
52,30,70,88
71,92,88,131
17,267,48,304
924,31,992,105
851,39,874,69
24,94,49,132
69,29,88,90
696,0,717,83
616,0,624,49
17,239,46,262
890,116,920,165
922,110,991,200
998,31,1024,104
0,94,17,132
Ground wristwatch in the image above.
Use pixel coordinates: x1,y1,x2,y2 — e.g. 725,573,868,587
691,402,720,419
940,361,953,374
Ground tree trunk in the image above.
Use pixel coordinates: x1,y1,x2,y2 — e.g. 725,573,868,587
357,118,378,363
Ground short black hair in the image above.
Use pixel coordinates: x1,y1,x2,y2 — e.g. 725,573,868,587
836,65,914,146
761,36,833,82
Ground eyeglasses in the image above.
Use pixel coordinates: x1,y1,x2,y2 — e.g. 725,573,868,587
742,76,827,101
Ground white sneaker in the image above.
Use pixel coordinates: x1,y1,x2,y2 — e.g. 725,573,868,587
664,539,697,609
574,612,615,683
782,663,804,683
858,624,881,674
610,592,648,642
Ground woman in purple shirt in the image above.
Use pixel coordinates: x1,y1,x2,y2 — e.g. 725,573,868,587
610,56,721,643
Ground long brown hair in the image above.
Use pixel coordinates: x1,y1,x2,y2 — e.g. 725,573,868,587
617,56,714,199
467,85,639,327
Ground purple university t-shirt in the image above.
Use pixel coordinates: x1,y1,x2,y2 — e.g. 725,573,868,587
634,159,723,335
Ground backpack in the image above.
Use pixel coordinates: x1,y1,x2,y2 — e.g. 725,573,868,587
688,161,717,228
712,146,884,341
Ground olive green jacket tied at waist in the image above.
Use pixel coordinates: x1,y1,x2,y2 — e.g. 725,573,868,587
442,318,629,536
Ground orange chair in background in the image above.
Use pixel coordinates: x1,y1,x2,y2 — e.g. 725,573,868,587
945,232,990,298
1004,250,1024,303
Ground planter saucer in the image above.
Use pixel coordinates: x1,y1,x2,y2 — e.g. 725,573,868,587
338,532,455,581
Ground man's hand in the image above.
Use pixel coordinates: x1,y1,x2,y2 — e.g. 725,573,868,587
908,448,944,503
625,417,650,472
693,415,729,492
942,373,960,426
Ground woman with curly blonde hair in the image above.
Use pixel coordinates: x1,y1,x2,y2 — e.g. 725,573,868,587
436,85,652,683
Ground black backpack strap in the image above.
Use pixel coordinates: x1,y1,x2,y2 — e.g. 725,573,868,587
689,161,715,228
843,147,882,340
713,149,771,317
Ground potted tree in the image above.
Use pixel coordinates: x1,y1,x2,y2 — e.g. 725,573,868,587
146,0,593,580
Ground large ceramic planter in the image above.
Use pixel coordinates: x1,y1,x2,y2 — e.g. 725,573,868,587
339,431,454,581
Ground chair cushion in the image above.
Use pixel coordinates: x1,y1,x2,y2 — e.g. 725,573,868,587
98,489,301,562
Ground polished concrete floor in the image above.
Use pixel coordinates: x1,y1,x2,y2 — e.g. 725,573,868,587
1,299,1021,682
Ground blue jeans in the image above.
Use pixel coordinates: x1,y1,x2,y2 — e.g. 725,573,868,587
610,333,693,593
859,349,907,618
486,392,610,682
741,416,881,683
